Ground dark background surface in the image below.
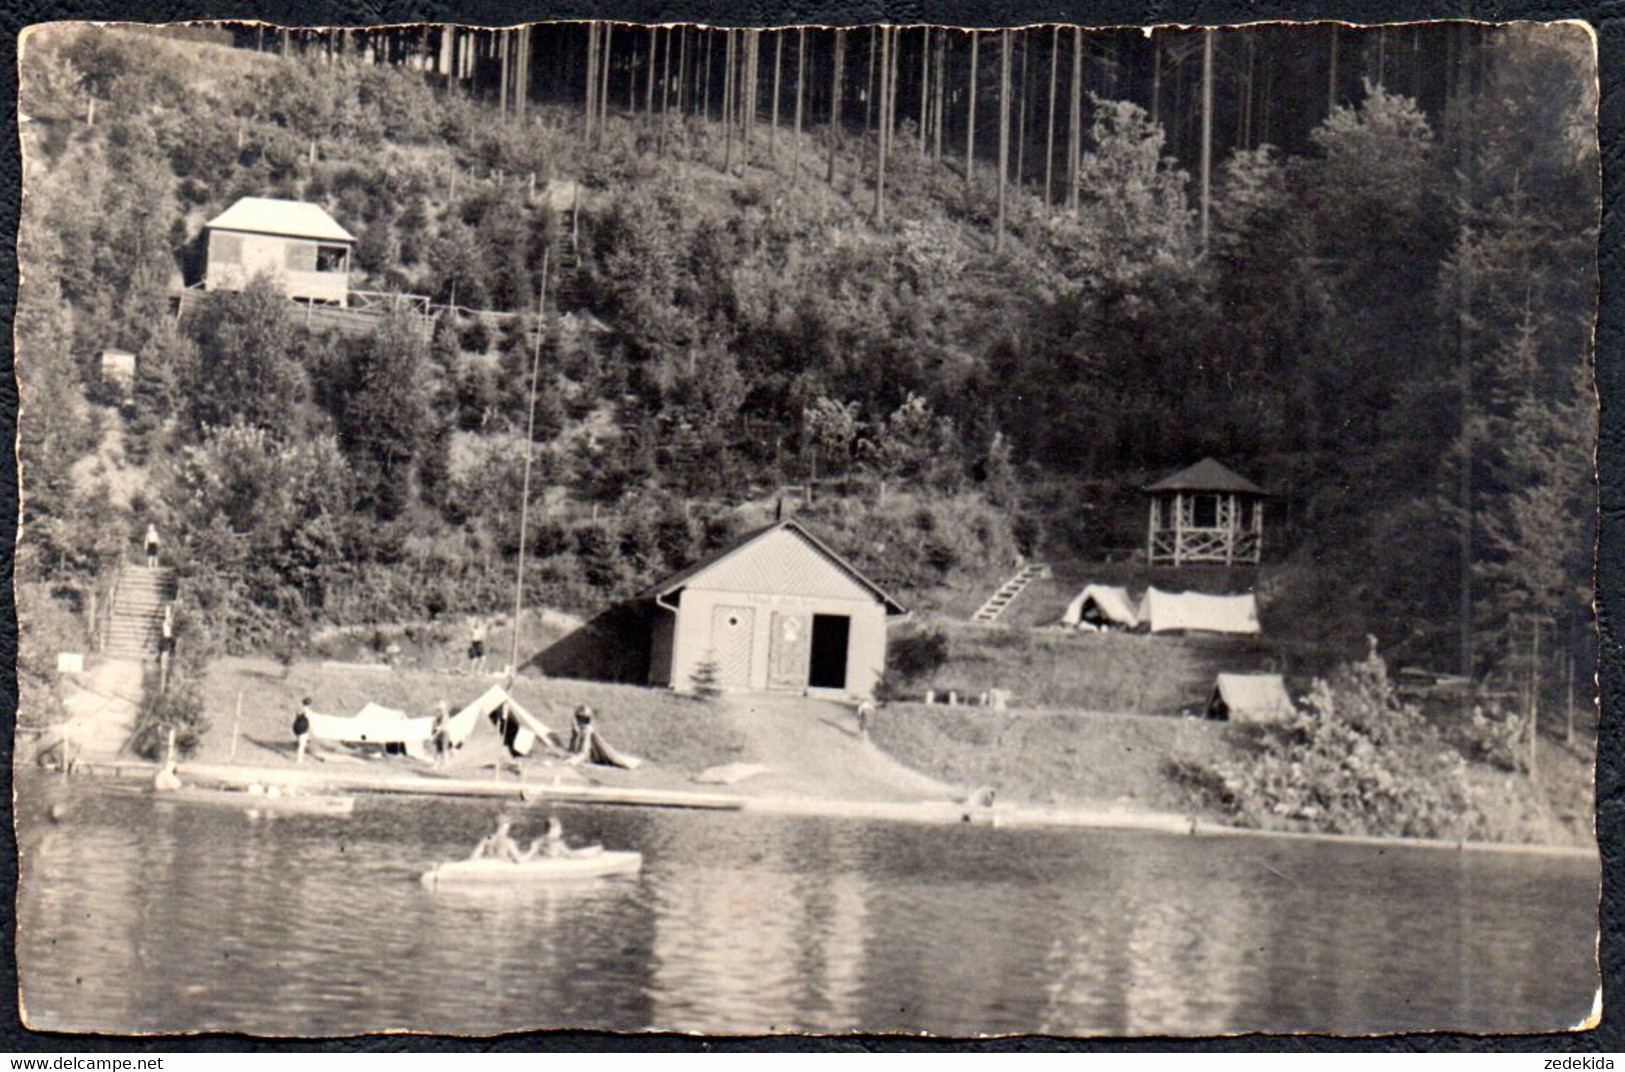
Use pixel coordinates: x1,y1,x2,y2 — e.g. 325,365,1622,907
0,0,1617,1053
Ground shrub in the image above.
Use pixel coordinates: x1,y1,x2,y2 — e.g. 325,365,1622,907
690,652,723,701
1169,646,1484,839
887,626,950,684
130,667,210,760
1464,697,1529,773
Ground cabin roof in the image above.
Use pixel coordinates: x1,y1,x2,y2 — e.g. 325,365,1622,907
645,520,907,616
1145,457,1267,496
206,197,356,243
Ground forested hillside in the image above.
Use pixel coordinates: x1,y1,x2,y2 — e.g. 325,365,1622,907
15,21,1596,693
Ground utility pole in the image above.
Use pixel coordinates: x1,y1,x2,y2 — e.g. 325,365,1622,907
509,251,550,679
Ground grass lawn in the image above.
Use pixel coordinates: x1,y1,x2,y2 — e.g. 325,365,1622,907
872,703,1247,812
907,620,1274,715
195,657,750,779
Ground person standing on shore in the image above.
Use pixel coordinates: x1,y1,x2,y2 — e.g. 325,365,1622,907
467,618,487,675
144,523,161,569
431,700,450,767
856,698,876,742
293,698,313,764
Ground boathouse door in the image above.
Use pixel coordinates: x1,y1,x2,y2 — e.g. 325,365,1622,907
768,611,811,690
808,614,851,690
710,605,755,689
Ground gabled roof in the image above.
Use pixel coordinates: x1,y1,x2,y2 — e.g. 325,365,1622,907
647,519,907,616
205,197,355,243
1145,457,1267,496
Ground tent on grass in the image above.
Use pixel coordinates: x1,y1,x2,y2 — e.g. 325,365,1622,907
1060,585,1143,631
306,686,557,765
1142,588,1261,636
1207,673,1296,723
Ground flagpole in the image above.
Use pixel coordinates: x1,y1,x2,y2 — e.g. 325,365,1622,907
510,250,549,678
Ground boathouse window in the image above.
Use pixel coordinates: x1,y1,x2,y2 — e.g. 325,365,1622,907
212,234,243,264
284,243,316,272
316,244,348,273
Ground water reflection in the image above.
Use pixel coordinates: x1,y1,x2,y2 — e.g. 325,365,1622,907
16,780,1598,1037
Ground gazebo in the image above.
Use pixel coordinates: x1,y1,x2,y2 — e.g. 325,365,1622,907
1144,458,1268,566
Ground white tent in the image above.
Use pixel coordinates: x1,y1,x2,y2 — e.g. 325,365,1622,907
1061,585,1142,630
306,686,555,761
1142,588,1261,636
1208,673,1296,723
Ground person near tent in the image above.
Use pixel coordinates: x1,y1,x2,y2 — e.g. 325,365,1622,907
566,705,597,763
469,814,524,862
144,523,161,569
431,700,451,767
467,618,488,675
293,698,313,764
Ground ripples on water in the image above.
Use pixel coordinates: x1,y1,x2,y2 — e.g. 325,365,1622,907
15,779,1598,1037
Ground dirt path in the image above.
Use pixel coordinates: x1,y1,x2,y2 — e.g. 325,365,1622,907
717,695,958,802
59,658,145,759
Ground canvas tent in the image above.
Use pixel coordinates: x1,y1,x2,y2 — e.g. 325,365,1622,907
1141,588,1261,636
1207,673,1296,723
305,685,555,764
1061,585,1142,631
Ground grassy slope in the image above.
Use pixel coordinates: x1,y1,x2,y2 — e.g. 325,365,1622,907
873,703,1247,812
904,620,1274,715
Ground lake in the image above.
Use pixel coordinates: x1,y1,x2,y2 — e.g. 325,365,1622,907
15,778,1599,1037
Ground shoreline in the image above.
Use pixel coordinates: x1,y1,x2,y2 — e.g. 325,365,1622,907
40,757,1599,861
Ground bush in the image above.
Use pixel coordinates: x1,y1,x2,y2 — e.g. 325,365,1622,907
130,667,210,760
1169,646,1484,839
690,652,723,701
886,626,950,684
1464,697,1529,773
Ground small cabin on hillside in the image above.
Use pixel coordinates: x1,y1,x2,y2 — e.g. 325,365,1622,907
645,520,907,699
204,197,356,306
1144,458,1268,566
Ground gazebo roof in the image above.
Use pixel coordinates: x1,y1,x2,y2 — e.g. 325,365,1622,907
1145,458,1267,496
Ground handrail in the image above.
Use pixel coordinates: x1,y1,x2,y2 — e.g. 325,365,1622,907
92,559,123,654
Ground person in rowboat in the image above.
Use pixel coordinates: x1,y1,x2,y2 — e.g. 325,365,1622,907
523,815,572,860
469,814,524,863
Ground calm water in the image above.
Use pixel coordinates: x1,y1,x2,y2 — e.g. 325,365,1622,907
16,778,1598,1037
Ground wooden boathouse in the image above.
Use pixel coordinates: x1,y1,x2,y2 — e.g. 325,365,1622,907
644,520,907,699
203,197,356,305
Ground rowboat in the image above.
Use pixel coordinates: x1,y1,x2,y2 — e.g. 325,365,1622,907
152,786,357,817
420,850,643,888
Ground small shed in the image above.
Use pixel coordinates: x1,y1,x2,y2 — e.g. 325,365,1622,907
1144,458,1268,566
645,520,907,699
99,349,136,395
1207,673,1296,724
204,197,356,306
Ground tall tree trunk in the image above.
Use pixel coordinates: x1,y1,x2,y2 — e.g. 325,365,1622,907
499,30,510,117
646,26,658,120
933,30,946,162
723,30,736,173
919,27,931,155
771,31,783,157
585,23,598,142
1200,28,1213,251
874,27,891,223
1240,30,1254,149
1327,24,1339,116
1045,27,1058,206
1150,31,1161,126
793,28,807,178
865,27,877,135
966,32,979,183
659,25,672,151
742,30,757,168
1015,31,1029,193
599,22,614,140
1067,27,1081,212
997,30,1011,251
828,29,846,184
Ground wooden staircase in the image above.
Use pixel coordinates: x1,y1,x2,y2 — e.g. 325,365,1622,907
102,565,177,660
970,563,1049,624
